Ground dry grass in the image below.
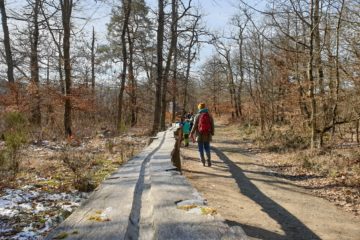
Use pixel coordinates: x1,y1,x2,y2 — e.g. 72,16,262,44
0,129,148,192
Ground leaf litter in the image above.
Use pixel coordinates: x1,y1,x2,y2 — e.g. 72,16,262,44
0,129,148,239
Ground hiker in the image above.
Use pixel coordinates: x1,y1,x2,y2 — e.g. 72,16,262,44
188,111,194,131
190,103,214,167
181,109,187,119
186,111,193,120
182,118,191,147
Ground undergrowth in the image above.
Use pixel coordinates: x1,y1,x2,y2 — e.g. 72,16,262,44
292,149,360,187
238,123,360,187
0,112,28,179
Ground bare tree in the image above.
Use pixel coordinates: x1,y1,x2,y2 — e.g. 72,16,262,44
231,14,249,118
30,0,41,126
60,0,73,136
307,0,317,149
0,0,14,83
330,0,345,135
127,21,136,126
160,0,179,130
117,0,132,131
160,0,194,129
152,0,164,134
40,1,65,94
212,36,239,118
201,56,227,115
182,13,200,111
91,26,96,92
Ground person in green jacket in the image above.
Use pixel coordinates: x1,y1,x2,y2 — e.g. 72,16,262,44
182,118,191,147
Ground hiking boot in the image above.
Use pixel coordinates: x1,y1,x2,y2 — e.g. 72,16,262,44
201,159,206,166
207,159,212,167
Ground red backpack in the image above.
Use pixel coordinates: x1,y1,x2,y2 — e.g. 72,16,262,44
198,112,212,134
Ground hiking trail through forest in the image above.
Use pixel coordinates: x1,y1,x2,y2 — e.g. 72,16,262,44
181,123,360,240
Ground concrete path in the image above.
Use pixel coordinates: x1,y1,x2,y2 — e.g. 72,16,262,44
181,124,360,240
45,128,247,240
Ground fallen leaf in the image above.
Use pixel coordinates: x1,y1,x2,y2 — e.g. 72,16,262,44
53,232,68,239
200,207,217,216
177,204,197,211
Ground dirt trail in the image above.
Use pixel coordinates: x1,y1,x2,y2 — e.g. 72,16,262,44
181,124,360,240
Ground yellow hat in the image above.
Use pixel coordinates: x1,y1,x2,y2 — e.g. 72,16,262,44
198,103,205,110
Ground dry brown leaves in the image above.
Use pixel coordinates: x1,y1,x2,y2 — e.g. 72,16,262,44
255,150,360,217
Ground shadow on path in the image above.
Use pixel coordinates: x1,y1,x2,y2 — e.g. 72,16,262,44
212,146,321,240
226,220,288,240
124,132,166,239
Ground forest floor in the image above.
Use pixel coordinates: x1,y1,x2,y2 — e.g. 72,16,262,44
1,121,359,239
0,128,148,240
181,122,360,240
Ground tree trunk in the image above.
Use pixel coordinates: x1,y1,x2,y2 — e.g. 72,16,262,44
127,25,137,127
171,41,178,122
91,26,96,92
228,73,235,119
237,35,245,117
58,32,65,94
331,0,345,137
46,54,54,125
117,0,132,131
258,35,266,134
152,0,164,134
314,0,325,148
309,0,317,149
0,0,14,83
61,0,73,136
183,49,196,111
226,59,239,118
160,0,178,130
30,0,41,126
183,17,199,111
356,120,359,144
212,73,218,115
295,16,310,121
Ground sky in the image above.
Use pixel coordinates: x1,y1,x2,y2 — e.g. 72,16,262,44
79,0,242,66
1,0,264,70
86,0,239,32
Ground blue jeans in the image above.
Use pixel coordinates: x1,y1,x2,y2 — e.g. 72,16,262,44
198,141,210,160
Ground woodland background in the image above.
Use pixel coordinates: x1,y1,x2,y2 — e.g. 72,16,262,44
0,0,359,201
0,1,359,238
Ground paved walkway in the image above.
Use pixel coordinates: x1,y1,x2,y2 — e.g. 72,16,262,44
45,128,247,240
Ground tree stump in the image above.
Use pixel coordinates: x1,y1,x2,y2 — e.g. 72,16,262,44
171,127,182,172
